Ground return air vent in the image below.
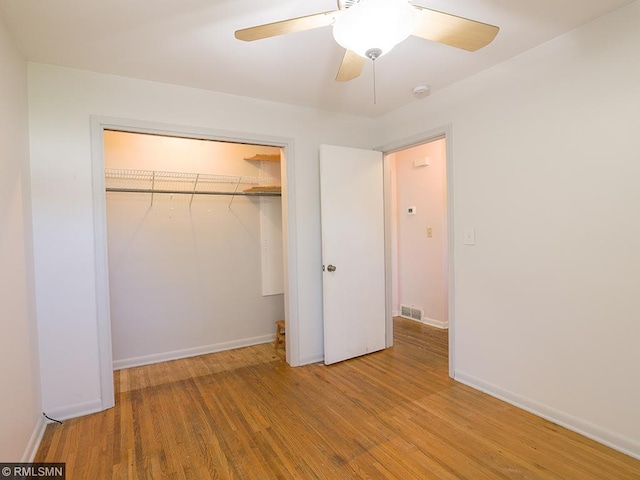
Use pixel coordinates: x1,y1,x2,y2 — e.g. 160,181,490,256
400,304,424,322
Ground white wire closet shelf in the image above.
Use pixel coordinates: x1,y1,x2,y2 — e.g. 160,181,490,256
105,168,281,197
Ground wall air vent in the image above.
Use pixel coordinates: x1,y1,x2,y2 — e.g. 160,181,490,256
400,304,424,322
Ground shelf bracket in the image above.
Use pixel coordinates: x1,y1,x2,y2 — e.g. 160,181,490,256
228,176,242,210
189,174,200,209
151,171,155,208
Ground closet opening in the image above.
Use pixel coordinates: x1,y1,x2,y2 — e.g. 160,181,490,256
102,130,286,373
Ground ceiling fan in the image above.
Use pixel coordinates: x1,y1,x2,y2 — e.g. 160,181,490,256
235,0,499,82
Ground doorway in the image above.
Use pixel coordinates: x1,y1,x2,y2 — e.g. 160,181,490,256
90,117,298,411
382,128,453,375
103,131,286,370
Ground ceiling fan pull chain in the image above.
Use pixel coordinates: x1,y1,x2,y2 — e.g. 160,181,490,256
372,58,377,105
365,48,382,105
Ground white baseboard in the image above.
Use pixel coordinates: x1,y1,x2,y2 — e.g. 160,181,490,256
393,310,448,329
113,333,275,370
42,335,277,422
455,371,640,460
299,352,324,366
421,316,449,329
21,415,47,462
45,399,105,422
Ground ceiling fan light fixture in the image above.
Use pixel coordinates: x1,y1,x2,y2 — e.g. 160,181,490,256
332,0,417,59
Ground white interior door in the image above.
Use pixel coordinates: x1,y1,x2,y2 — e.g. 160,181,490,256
320,144,386,365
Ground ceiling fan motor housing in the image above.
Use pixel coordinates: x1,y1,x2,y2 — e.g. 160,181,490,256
333,0,418,58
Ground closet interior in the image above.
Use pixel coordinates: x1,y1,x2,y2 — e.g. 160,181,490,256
103,131,285,369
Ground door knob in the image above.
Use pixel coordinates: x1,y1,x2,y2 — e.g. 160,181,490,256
327,264,337,272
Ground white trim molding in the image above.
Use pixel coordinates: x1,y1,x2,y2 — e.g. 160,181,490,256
455,371,640,461
45,399,104,423
298,353,324,366
419,316,449,329
113,335,276,370
21,416,47,462
393,310,449,329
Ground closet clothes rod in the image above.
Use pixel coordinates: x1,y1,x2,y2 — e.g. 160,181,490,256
105,187,281,197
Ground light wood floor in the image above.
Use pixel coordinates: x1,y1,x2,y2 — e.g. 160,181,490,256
36,318,640,479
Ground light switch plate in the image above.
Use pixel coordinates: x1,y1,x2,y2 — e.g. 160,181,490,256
464,228,475,245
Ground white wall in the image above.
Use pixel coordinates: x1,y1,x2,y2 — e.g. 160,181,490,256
392,139,448,327
0,16,42,460
27,64,375,417
377,1,640,457
23,0,640,459
104,132,284,367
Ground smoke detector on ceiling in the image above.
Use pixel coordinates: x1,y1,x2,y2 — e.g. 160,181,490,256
412,84,431,99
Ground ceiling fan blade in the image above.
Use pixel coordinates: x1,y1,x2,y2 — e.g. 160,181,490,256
335,50,365,82
411,6,499,52
235,10,340,42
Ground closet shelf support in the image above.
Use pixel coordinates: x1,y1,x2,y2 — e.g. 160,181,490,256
189,174,200,208
104,168,281,200
228,176,242,210
151,171,155,208
105,188,281,197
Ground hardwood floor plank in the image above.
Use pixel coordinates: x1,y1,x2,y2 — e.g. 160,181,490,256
35,318,640,479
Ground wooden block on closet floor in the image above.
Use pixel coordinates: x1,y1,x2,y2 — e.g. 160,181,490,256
274,320,285,350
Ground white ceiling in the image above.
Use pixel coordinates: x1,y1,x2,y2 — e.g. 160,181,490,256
0,0,634,117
